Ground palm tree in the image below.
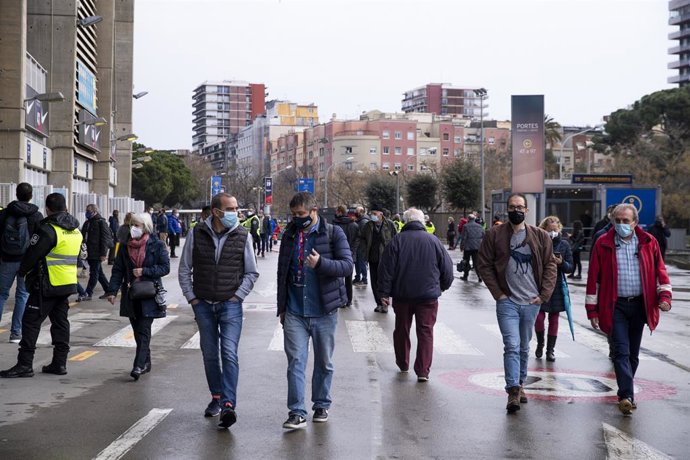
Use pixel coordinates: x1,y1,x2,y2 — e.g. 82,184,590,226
544,115,563,149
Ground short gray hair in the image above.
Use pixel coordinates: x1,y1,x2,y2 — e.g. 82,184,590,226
613,203,639,223
403,208,425,224
130,212,154,234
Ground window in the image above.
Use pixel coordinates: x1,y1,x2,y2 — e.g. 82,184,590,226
383,146,390,155
407,164,414,171
407,131,414,140
394,131,402,140
383,162,390,170
319,162,324,172
345,146,353,154
443,133,450,141
394,163,402,171
383,130,390,139
394,147,402,155
419,148,427,155
488,137,495,145
308,151,313,159
442,148,449,156
407,147,415,156
369,146,377,154
454,135,462,144
319,147,324,156
454,149,462,157
370,162,378,170
346,162,353,170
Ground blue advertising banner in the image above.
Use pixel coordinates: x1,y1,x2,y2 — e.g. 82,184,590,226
606,188,657,227
211,175,223,197
297,178,314,194
77,60,97,115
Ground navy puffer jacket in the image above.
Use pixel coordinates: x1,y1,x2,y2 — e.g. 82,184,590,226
277,217,353,315
541,236,573,313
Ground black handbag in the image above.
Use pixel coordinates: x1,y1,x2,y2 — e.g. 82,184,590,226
128,280,157,300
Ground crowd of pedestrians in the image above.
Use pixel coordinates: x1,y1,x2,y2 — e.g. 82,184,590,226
0,185,675,431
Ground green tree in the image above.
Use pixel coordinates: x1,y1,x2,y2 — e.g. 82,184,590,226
132,149,196,207
405,173,438,212
595,86,690,226
365,176,396,211
441,159,480,211
544,114,563,148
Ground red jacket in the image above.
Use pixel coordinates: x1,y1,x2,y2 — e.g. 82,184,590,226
585,226,672,335
457,217,468,234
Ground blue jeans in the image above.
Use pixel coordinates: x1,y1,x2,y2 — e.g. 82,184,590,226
284,311,338,417
611,297,646,401
496,298,540,391
354,247,367,282
193,300,243,407
0,260,29,337
86,259,110,296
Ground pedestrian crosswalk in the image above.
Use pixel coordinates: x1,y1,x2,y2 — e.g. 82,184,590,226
94,316,178,348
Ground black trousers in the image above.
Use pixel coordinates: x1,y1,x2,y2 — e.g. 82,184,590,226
86,258,110,296
344,273,353,306
130,313,154,370
369,260,382,306
168,233,180,256
18,293,70,367
462,250,480,280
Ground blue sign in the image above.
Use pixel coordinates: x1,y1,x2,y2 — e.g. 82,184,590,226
211,175,222,197
606,188,657,227
298,178,314,194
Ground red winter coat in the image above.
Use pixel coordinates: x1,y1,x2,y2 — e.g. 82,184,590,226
457,217,468,235
585,226,672,335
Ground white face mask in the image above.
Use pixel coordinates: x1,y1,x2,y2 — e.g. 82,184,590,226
130,226,144,240
548,230,559,239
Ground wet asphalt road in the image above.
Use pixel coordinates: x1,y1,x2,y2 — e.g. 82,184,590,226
0,241,688,459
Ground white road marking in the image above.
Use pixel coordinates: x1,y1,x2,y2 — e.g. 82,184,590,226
345,320,393,353
37,313,111,345
602,422,671,460
94,316,177,347
572,323,656,360
180,331,200,349
93,408,173,460
434,322,484,355
479,323,571,358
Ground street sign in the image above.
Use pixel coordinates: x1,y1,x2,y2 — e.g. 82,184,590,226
606,188,657,227
572,174,633,185
211,175,222,198
298,178,314,194
264,176,273,205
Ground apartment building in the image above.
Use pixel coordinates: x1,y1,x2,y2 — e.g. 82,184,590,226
402,83,484,118
669,0,690,86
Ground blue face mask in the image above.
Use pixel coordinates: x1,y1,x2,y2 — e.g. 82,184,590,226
371,215,379,223
85,211,93,220
221,211,238,229
615,223,633,238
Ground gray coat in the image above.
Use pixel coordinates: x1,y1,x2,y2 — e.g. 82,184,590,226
461,220,484,251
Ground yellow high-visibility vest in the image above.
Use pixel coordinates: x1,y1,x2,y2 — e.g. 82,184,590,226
45,224,82,287
425,222,436,234
394,220,404,233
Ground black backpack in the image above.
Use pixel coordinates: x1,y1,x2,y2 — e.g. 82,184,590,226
2,214,31,256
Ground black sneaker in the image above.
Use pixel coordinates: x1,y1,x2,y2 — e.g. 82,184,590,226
282,414,307,429
313,408,328,423
0,364,34,378
218,404,237,428
77,295,92,302
204,399,222,417
42,363,67,375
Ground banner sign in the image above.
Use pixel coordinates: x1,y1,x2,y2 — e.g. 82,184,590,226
77,60,97,115
572,174,633,185
77,110,102,152
297,178,314,194
511,95,544,193
24,86,49,136
606,188,657,227
211,175,223,198
264,177,273,205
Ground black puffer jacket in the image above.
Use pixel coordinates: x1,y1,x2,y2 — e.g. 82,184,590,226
0,200,44,262
332,215,359,253
82,214,111,259
277,218,353,315
541,236,574,313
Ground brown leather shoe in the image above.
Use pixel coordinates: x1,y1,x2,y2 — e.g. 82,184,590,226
507,386,521,413
519,386,528,403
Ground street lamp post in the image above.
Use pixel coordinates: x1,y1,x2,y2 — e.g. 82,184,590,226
558,125,604,180
324,156,354,208
389,170,400,214
473,88,488,223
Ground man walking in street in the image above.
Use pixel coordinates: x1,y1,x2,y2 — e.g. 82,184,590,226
80,204,112,301
585,203,672,416
241,207,261,256
477,193,556,414
353,206,369,286
179,193,259,428
260,211,272,257
0,183,44,343
378,208,454,382
460,214,484,282
646,215,671,260
362,204,397,313
332,205,359,307
167,209,182,258
0,193,82,378
156,208,169,246
107,209,120,265
277,192,352,430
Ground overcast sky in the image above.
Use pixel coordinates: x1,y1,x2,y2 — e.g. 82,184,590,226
132,0,674,150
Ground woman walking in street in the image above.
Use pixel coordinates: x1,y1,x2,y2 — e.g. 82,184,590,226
568,220,584,280
535,216,573,362
107,213,170,380
446,217,457,250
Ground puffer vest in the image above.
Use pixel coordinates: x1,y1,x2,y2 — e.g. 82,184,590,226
192,224,248,301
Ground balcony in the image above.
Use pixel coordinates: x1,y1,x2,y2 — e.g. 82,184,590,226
669,27,690,40
668,42,690,54
668,57,690,69
668,73,690,84
669,12,690,26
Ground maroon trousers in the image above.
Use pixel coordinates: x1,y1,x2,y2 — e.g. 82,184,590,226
392,299,438,378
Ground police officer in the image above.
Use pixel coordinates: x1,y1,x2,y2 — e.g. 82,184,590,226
0,193,82,378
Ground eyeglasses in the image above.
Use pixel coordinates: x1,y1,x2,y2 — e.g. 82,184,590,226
507,205,526,212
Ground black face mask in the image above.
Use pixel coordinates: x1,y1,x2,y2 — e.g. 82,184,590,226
508,210,525,225
293,215,313,230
